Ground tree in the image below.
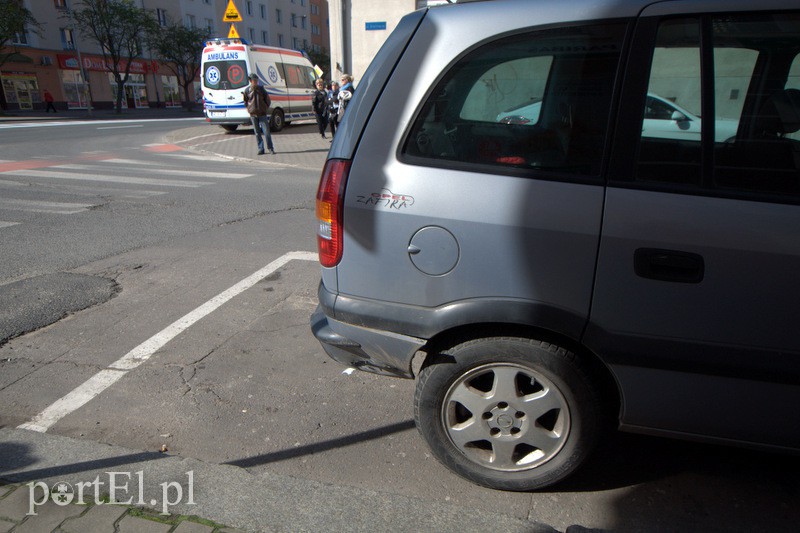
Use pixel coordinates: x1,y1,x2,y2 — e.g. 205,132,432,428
149,21,210,111
306,48,331,80
0,0,42,110
67,0,157,113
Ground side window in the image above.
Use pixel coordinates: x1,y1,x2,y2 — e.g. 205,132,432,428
636,13,800,198
636,18,702,184
302,65,317,89
402,23,626,177
714,13,800,197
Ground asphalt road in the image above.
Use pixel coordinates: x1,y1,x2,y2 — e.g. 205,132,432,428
0,118,798,532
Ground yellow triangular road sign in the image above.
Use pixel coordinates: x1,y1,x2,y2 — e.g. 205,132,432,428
223,0,242,23
228,24,240,38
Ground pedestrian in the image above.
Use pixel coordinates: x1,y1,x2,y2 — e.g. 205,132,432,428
327,81,340,138
312,78,328,139
43,89,57,113
242,73,275,155
338,74,356,121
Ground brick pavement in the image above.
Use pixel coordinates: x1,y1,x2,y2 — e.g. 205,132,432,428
0,483,244,533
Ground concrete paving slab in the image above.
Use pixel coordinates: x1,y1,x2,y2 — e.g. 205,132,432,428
60,504,128,533
117,514,172,533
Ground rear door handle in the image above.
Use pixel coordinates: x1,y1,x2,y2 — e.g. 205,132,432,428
634,248,704,283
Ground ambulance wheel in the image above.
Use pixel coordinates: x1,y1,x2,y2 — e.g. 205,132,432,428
270,109,285,132
221,125,238,133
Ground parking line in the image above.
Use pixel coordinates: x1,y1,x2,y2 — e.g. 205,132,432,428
18,250,318,433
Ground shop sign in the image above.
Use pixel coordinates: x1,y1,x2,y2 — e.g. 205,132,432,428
57,54,149,74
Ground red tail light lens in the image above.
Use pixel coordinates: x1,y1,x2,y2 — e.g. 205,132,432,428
316,159,351,267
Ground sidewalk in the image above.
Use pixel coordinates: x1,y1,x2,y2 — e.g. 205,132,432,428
0,428,549,533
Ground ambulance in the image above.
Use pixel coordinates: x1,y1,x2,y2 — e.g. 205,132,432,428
201,39,318,132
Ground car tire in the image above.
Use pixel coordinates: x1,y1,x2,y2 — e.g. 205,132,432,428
270,109,285,132
221,125,238,133
414,336,603,491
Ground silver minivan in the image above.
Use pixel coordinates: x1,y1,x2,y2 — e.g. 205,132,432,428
311,0,800,490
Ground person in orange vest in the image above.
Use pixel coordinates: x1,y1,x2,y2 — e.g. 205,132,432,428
43,89,57,113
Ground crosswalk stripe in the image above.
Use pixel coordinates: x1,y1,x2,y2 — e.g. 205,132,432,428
102,159,162,166
160,153,232,162
54,164,253,179
1,169,211,188
0,198,95,214
0,221,20,229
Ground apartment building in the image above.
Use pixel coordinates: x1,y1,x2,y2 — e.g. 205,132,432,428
1,0,325,111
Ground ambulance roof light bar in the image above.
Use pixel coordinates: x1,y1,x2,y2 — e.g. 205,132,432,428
205,38,250,46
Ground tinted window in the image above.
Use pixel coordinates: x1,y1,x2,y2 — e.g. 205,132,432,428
403,23,626,176
203,60,248,90
636,13,800,198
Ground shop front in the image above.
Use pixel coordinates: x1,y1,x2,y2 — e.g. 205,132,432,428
161,75,182,108
1,72,40,110
57,53,151,109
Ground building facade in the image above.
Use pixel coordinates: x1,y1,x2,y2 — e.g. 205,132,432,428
1,0,327,112
327,0,444,83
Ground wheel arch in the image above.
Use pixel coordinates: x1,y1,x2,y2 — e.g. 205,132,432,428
416,322,621,425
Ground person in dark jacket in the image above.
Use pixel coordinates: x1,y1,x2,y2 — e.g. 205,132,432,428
242,73,275,155
312,79,328,139
327,81,340,138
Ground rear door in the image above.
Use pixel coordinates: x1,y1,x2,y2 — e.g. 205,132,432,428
587,5,800,448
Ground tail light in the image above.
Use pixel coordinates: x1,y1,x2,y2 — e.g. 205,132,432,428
316,159,351,267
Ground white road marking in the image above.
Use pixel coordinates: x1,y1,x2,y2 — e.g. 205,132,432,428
97,125,144,130
17,251,319,433
0,118,204,129
160,153,234,162
1,169,211,188
102,159,162,166
55,164,253,179
0,198,95,214
176,133,230,144
0,221,20,229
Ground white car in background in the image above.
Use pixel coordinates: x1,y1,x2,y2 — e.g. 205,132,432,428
497,93,740,142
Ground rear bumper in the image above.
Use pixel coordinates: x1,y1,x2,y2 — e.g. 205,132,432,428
310,283,425,378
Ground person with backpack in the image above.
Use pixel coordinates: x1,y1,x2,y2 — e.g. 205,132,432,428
242,73,275,155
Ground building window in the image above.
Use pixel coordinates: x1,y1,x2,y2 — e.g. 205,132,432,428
300,0,306,6
276,9,281,24
261,30,268,44
260,4,266,19
60,28,74,50
186,15,196,29
54,0,67,8
156,9,168,27
12,30,28,46
278,34,284,47
311,4,319,15
301,16,307,30
246,1,253,16
205,19,214,33
249,28,255,42
311,24,320,36
292,14,297,28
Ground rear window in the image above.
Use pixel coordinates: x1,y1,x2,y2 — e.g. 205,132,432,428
402,23,626,177
203,60,248,90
